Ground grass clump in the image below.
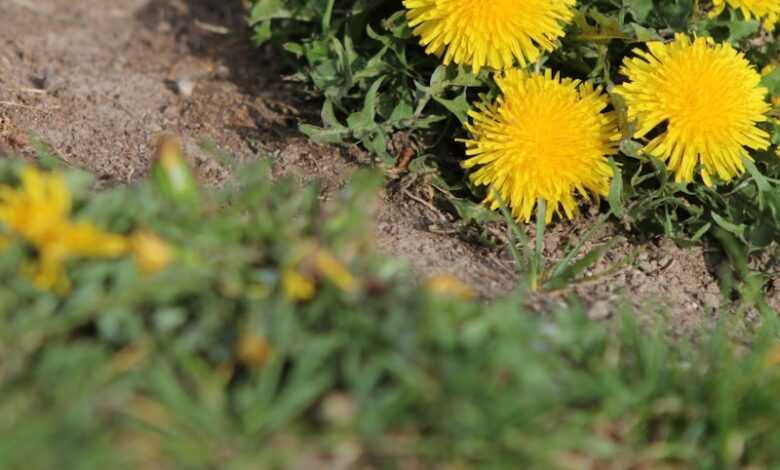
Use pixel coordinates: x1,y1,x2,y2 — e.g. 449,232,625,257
1,148,780,468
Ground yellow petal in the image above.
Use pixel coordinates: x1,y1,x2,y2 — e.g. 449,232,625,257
462,69,618,222
130,231,173,274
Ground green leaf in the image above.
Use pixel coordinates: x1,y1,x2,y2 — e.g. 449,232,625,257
346,77,385,133
299,123,350,144
760,66,780,97
712,212,745,236
388,100,414,124
151,135,201,208
363,131,389,159
433,91,471,124
300,101,350,144
630,23,662,41
321,99,348,131
727,18,760,42
545,238,620,290
743,158,771,193
608,158,624,217
450,198,502,224
625,0,654,22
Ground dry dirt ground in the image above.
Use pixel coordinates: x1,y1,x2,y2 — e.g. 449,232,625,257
1,0,777,333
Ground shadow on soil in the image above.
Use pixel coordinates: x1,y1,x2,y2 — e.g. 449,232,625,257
133,0,311,144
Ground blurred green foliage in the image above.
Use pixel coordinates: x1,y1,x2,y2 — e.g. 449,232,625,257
2,156,780,468
1,2,779,466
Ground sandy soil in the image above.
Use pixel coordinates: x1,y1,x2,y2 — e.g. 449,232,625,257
1,0,777,332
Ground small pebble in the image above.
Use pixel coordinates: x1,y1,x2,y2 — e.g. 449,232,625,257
171,78,195,98
214,64,230,79
587,300,612,320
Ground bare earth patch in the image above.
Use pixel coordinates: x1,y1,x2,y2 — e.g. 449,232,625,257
1,0,776,332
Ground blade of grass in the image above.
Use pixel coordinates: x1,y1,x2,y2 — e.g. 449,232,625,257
607,158,624,218
493,189,534,285
322,0,336,31
532,199,546,291
544,236,624,291
548,211,611,281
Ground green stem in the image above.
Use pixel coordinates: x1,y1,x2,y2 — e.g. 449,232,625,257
531,199,546,291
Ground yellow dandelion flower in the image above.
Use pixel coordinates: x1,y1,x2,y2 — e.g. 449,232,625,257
33,223,126,292
403,0,576,74
282,269,315,302
236,334,273,368
462,69,619,223
710,0,780,30
426,274,474,300
614,34,771,185
129,231,173,274
0,167,128,290
58,222,127,258
0,167,72,237
314,250,356,293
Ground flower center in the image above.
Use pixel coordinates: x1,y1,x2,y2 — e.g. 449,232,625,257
503,90,597,171
662,46,753,136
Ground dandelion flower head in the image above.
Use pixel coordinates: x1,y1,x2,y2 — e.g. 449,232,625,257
129,231,173,274
403,0,576,73
0,167,127,290
614,34,771,185
462,69,619,223
710,0,780,30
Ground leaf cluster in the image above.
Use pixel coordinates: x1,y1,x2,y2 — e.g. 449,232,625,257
249,0,780,261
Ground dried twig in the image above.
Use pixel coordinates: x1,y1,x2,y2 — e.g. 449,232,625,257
394,146,415,172
403,189,448,222
8,0,52,13
0,101,54,111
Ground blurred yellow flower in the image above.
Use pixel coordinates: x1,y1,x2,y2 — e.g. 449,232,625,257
711,0,780,30
0,167,72,238
236,334,273,368
129,231,173,274
614,35,770,185
404,0,576,73
38,223,127,290
427,274,474,300
462,69,619,222
151,133,201,206
0,167,127,291
314,250,356,293
282,269,315,302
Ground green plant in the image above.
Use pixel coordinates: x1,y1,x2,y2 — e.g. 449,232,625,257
249,0,780,309
2,150,780,468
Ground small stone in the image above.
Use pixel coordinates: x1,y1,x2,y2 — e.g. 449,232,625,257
637,259,655,272
214,64,230,79
587,300,612,320
701,292,720,311
168,78,195,98
321,393,357,426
